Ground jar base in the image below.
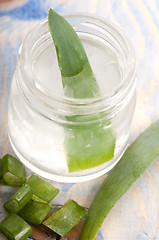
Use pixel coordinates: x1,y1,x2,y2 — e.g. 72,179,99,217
8,135,126,183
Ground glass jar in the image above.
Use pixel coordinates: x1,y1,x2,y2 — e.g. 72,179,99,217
8,13,136,183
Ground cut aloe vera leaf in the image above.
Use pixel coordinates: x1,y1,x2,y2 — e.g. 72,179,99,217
26,174,59,202
2,154,26,187
4,184,33,213
43,200,87,237
80,120,159,240
48,9,116,172
0,213,33,240
18,199,52,225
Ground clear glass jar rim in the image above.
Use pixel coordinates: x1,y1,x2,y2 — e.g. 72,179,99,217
19,12,136,109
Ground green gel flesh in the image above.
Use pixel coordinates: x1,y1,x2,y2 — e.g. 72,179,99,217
0,213,33,240
26,174,59,202
43,200,86,237
2,154,26,187
80,120,159,240
48,9,116,172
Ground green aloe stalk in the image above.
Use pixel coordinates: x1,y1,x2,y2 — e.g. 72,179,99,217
80,120,159,240
48,9,116,172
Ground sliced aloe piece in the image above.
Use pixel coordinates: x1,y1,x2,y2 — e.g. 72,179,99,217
2,154,26,186
18,199,52,225
4,184,33,213
80,120,159,240
48,9,116,172
26,174,59,202
0,213,33,240
43,200,86,237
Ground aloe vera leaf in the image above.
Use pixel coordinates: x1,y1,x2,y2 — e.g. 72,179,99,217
26,174,59,202
2,154,26,187
18,199,52,225
43,200,87,237
48,8,99,97
0,213,33,240
80,120,159,240
4,184,33,213
48,9,116,172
